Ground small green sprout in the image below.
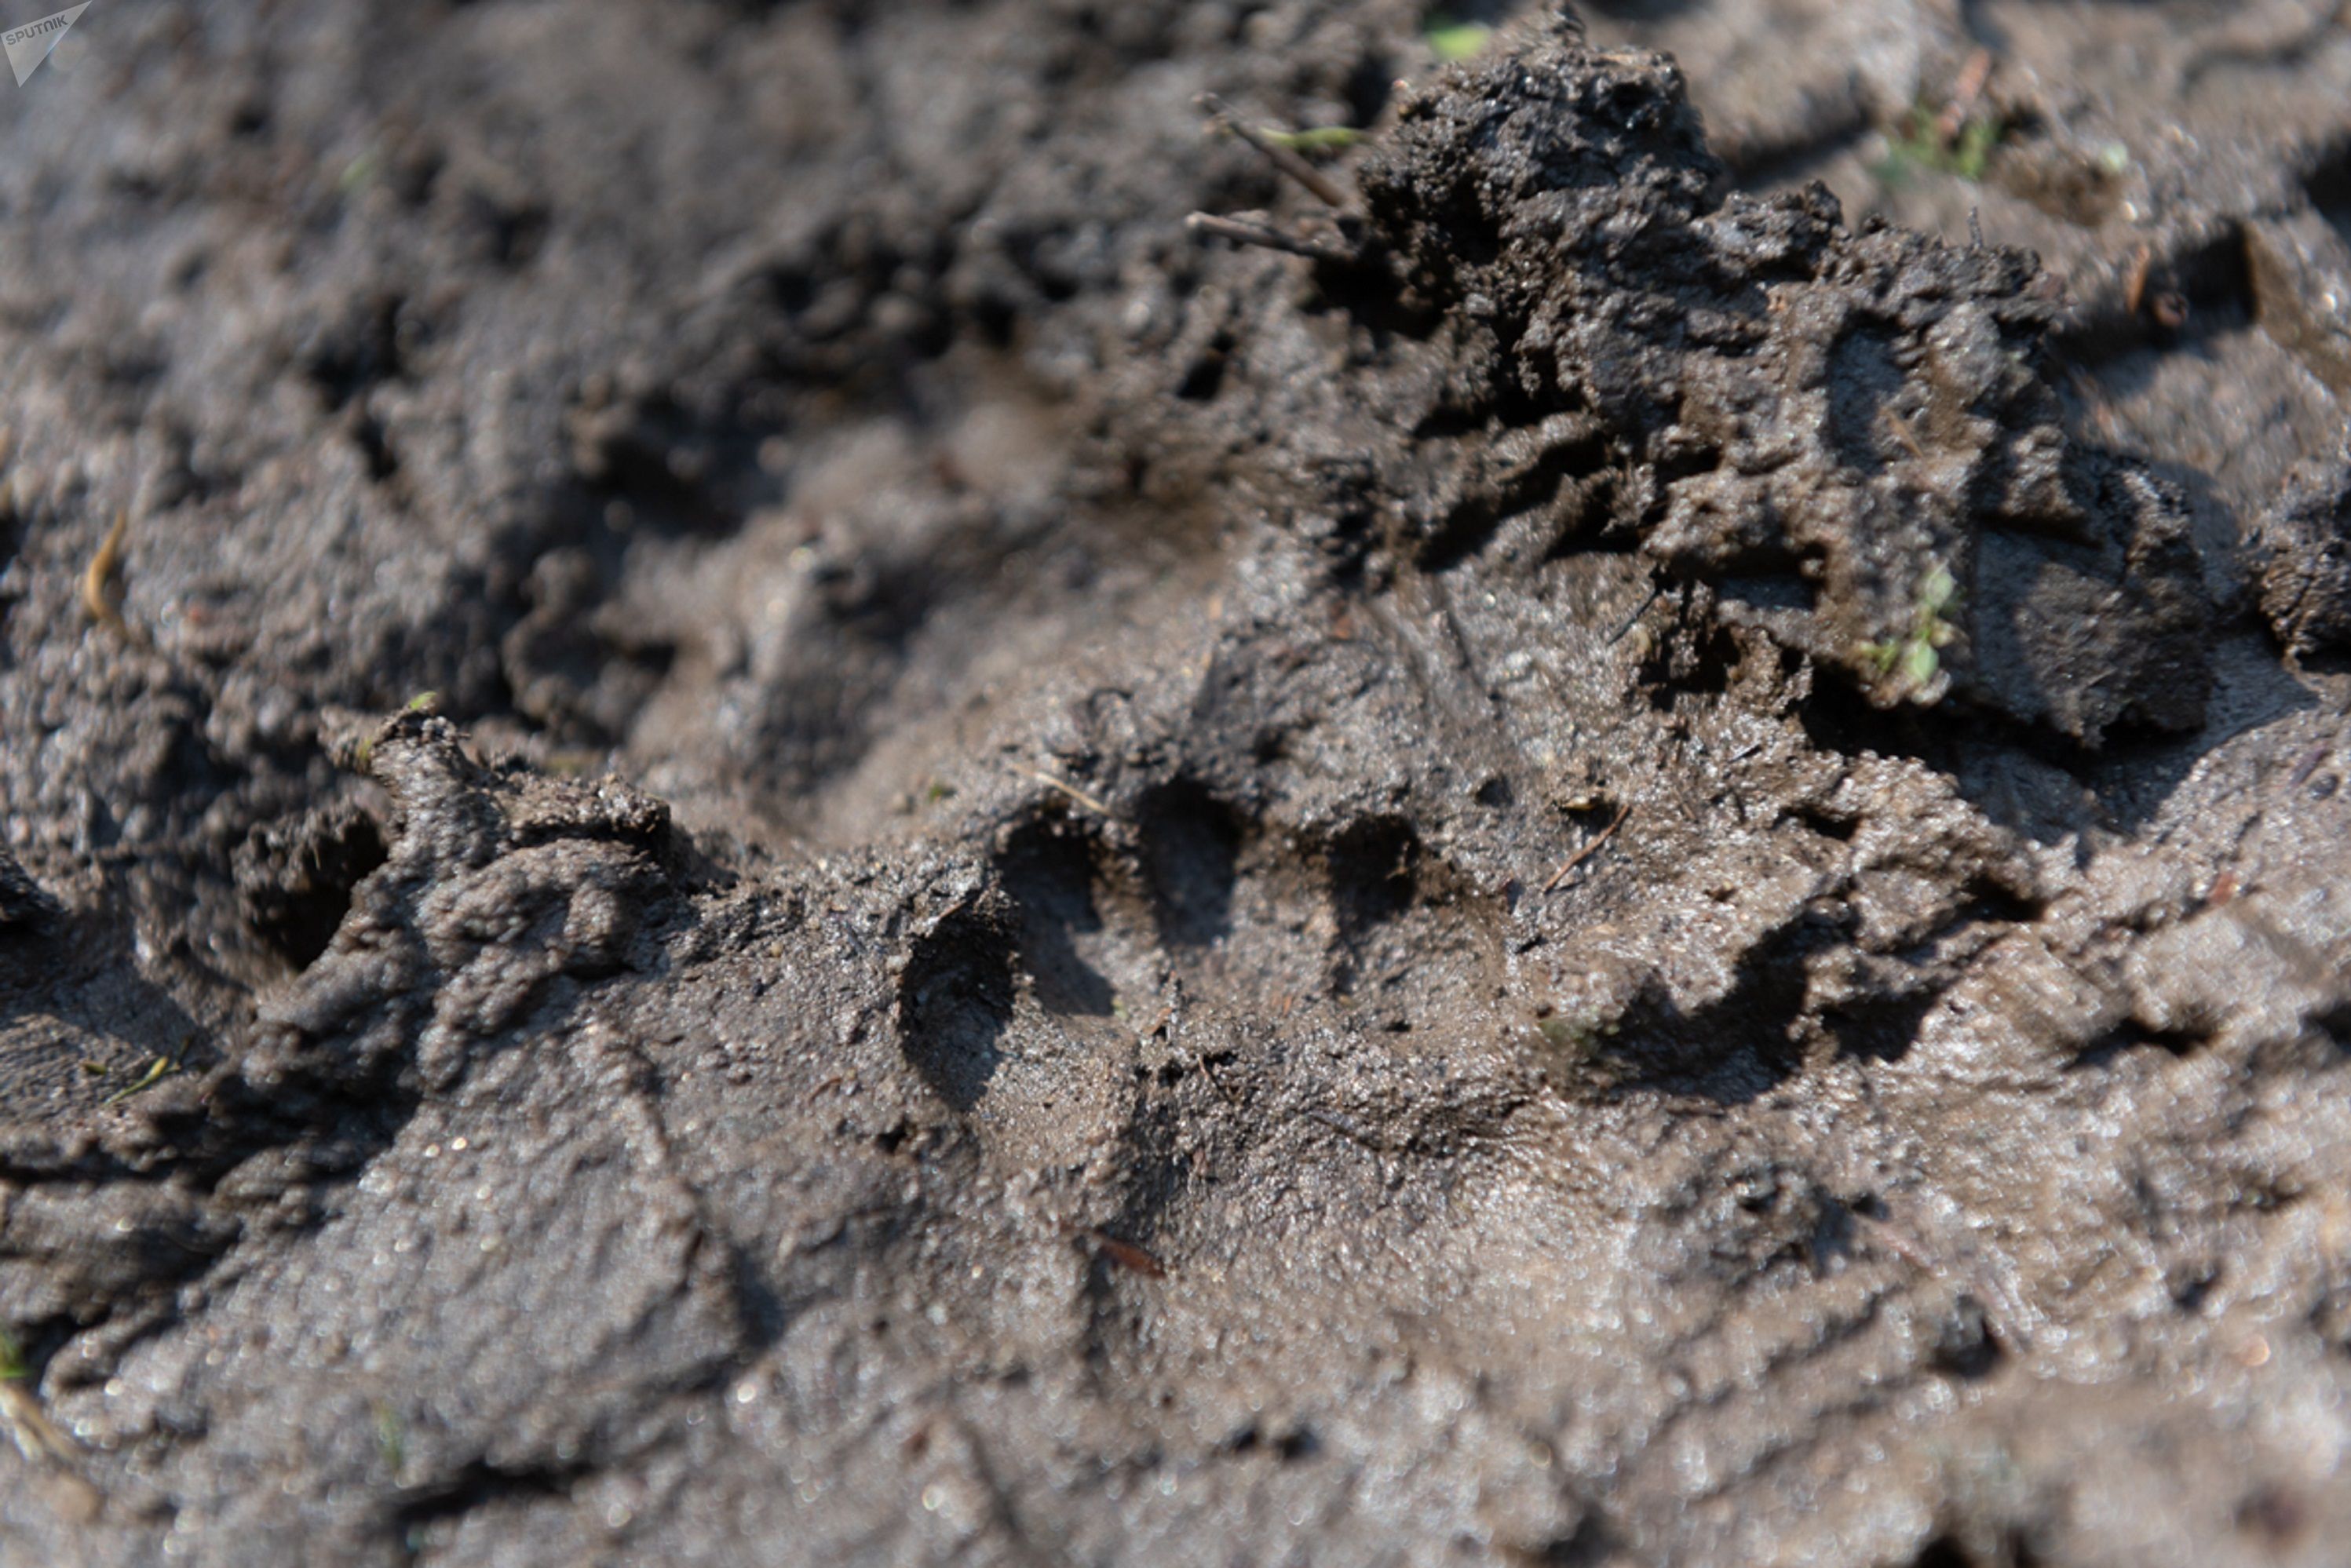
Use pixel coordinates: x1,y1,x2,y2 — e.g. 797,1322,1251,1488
101,1053,177,1105
338,148,381,196
101,1033,195,1106
1535,1007,1617,1055
1858,563,1960,701
374,1401,407,1479
1424,13,1493,62
358,694,440,771
1948,115,2002,181
0,1331,27,1384
1258,126,1363,153
1876,103,2004,184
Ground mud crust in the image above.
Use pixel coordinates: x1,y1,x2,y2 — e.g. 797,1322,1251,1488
2,4,2350,1566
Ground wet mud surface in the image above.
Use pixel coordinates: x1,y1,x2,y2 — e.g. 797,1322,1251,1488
2,2,2351,1564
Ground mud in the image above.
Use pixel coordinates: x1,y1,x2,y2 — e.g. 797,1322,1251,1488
2,3,2350,1565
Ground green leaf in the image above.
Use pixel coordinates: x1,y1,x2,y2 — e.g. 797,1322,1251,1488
1426,19,1492,62
1899,639,1940,689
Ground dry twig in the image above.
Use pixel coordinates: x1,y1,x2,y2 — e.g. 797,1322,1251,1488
1542,802,1633,893
1008,761,1115,819
1197,93,1353,210
82,510,130,635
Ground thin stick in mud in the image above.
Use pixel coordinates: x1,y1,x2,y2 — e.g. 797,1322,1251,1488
1542,802,1633,893
1075,1227,1166,1278
1196,93,1353,212
1185,212,1356,264
1008,761,1115,818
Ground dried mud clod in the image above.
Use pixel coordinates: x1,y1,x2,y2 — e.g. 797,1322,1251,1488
0,848,59,935
251,710,684,1096
2254,443,2351,658
1250,24,2215,746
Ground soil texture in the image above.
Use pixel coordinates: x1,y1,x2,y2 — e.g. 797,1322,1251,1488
3,3,2351,1565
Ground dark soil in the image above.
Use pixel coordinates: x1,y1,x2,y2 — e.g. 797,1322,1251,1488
3,3,2350,1564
